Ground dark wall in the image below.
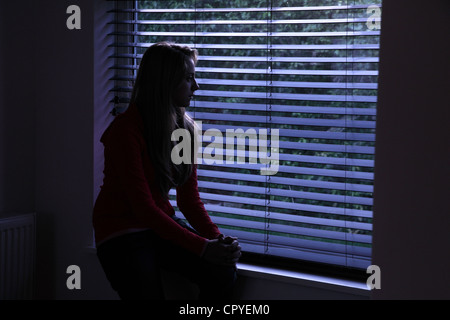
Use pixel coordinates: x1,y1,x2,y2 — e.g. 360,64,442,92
372,0,450,299
0,0,116,299
0,1,36,214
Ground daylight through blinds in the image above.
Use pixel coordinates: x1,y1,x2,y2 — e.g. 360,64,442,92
109,0,381,269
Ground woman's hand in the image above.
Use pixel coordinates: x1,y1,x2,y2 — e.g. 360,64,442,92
202,237,241,266
218,234,238,245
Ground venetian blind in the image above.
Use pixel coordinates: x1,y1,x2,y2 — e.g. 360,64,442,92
109,0,381,270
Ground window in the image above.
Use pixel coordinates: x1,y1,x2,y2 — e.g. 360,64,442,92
109,0,381,272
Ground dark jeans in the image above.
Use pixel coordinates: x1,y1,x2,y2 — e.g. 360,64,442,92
96,217,237,300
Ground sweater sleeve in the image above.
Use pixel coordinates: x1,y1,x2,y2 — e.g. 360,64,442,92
104,120,208,256
176,165,221,240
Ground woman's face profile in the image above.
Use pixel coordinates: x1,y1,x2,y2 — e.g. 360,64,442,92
172,58,199,108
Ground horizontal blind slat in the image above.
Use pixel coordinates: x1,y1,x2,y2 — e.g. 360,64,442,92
109,4,381,13
111,17,376,25
194,112,376,129
196,67,378,76
198,166,373,183
111,30,380,37
192,101,377,115
110,42,380,50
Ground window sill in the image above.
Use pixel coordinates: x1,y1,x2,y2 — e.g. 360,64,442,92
236,262,370,298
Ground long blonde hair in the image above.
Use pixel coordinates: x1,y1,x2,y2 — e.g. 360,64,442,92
130,42,198,197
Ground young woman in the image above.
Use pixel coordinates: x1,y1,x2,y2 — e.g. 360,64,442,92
93,42,241,300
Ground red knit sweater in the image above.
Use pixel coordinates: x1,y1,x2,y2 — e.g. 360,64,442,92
92,104,221,256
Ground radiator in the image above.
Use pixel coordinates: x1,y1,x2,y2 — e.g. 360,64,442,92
0,213,36,300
